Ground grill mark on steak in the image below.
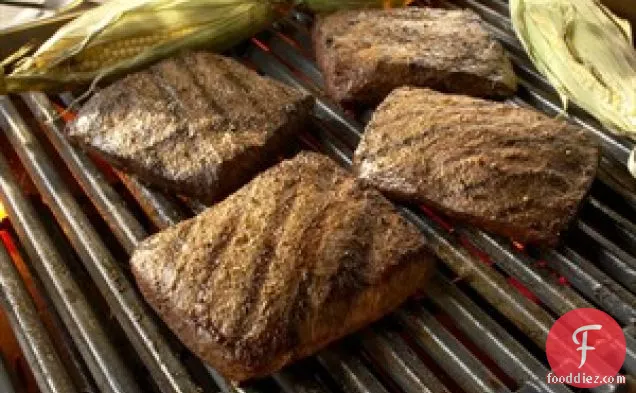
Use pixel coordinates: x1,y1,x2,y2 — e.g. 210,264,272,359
366,106,568,164
327,203,374,297
213,56,269,119
131,152,434,381
313,7,517,106
67,51,313,203
184,53,268,124
353,87,599,245
176,54,229,119
238,181,301,352
145,64,199,154
147,62,186,114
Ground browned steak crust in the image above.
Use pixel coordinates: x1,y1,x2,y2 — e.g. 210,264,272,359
67,51,313,203
313,7,518,106
353,87,599,245
130,152,434,381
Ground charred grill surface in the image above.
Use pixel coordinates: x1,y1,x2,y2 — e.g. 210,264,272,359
67,52,314,204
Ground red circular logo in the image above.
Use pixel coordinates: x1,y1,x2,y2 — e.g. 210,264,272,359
546,308,626,388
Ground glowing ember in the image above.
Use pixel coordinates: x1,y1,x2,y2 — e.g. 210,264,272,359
507,277,540,304
384,0,415,8
512,241,525,251
251,38,271,52
53,102,77,122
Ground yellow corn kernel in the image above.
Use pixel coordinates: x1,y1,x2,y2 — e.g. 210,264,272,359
70,27,196,72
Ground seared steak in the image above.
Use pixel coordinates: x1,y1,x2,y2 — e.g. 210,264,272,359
313,7,518,107
131,152,434,381
67,52,313,203
353,87,599,245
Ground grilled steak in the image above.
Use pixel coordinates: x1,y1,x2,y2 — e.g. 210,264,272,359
353,87,599,245
131,152,434,381
313,7,518,107
67,51,313,203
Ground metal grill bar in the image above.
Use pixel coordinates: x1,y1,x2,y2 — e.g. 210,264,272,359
0,97,196,393
117,172,187,230
396,307,511,393
272,365,334,393
358,328,449,393
0,144,140,393
401,209,554,346
427,273,568,393
0,242,76,393
267,30,325,87
576,221,636,272
0,354,16,393
546,248,636,326
580,242,636,295
596,164,636,212
587,198,636,250
459,228,588,313
316,347,389,393
21,92,146,254
205,367,252,393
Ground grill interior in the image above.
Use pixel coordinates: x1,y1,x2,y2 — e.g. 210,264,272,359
0,1,635,393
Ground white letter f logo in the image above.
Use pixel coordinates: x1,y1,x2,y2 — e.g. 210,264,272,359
572,324,602,368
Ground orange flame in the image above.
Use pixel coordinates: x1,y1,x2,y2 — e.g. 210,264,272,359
384,0,415,8
0,203,5,221
512,241,525,251
53,102,77,122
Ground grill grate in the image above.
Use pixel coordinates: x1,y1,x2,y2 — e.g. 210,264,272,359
0,1,635,393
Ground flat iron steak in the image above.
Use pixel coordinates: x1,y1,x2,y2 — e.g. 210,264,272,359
67,51,313,203
130,152,434,381
313,7,517,106
353,87,599,245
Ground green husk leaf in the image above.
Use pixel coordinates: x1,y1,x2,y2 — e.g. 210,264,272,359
510,0,636,140
4,2,276,94
11,0,280,77
2,0,406,94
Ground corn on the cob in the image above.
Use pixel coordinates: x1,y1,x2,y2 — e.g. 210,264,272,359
1,0,409,94
511,0,636,176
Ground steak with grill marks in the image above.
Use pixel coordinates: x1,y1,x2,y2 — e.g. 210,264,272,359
67,51,313,203
313,7,518,107
130,151,434,381
353,87,599,245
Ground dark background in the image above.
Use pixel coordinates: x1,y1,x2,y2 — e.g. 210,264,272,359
602,0,636,35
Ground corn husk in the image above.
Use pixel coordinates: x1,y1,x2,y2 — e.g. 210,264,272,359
510,0,636,175
1,0,280,93
1,0,408,94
